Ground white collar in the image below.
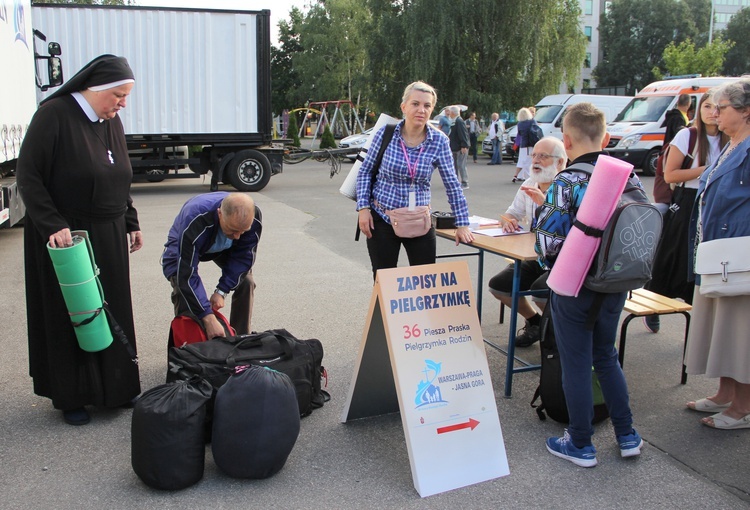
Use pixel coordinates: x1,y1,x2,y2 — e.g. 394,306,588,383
72,92,103,123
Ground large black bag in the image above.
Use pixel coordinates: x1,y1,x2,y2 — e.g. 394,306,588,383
530,306,609,425
212,365,300,479
646,184,698,304
167,328,327,417
131,377,213,490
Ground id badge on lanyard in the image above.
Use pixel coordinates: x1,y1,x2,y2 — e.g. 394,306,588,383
401,140,423,212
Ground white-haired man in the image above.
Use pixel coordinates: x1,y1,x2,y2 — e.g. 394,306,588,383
487,136,566,347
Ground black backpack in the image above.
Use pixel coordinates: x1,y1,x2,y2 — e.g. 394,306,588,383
528,120,543,146
530,306,609,424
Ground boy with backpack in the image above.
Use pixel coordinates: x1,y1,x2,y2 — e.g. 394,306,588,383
533,103,644,468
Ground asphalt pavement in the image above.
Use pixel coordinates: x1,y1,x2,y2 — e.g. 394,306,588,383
0,154,748,509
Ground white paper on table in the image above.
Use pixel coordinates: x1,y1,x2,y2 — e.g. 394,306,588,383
468,215,500,226
471,228,531,237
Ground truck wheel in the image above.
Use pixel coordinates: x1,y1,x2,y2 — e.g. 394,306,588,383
642,149,659,176
145,168,167,182
227,150,271,192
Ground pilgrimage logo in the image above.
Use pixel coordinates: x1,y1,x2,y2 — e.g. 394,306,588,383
414,359,447,409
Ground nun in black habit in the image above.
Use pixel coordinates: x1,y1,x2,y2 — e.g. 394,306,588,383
17,55,143,426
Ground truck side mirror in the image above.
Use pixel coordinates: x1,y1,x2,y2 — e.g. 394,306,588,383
48,57,63,87
48,42,62,57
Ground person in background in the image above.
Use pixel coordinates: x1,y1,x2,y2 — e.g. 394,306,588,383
663,93,691,146
535,102,643,467
438,109,452,136
487,112,504,166
513,107,535,183
466,111,481,163
488,136,566,348
643,91,728,333
356,81,474,278
653,93,692,214
17,55,143,426
448,105,470,189
162,192,261,339
684,79,750,430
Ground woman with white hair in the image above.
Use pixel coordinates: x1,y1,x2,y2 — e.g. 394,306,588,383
685,78,750,430
513,107,535,182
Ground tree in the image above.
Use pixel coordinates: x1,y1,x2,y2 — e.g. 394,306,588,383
594,0,706,94
286,113,301,147
721,7,750,76
271,7,305,115
292,0,372,108
319,125,336,149
366,0,585,116
681,0,712,45
654,38,732,79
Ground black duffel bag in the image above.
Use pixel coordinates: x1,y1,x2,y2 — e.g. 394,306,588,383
167,328,327,417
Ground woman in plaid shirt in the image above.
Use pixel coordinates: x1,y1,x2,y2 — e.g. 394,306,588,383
356,81,473,278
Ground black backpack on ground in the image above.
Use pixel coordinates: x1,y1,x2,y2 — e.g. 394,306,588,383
530,306,610,425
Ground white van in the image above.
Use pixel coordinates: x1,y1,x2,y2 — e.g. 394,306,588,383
607,76,741,175
504,94,631,160
534,94,632,139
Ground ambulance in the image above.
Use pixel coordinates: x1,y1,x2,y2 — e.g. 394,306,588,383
606,75,741,175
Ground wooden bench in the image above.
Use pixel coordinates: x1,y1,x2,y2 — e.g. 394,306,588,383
619,288,692,384
500,287,692,384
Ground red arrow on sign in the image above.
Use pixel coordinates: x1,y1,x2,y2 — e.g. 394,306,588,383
436,418,480,434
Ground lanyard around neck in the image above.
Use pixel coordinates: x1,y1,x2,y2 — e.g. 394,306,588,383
400,139,423,184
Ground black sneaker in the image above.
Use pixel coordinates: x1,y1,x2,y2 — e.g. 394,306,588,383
515,322,540,347
643,315,660,333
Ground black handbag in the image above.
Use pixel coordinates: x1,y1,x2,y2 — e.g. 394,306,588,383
167,329,327,417
647,184,697,303
431,211,456,229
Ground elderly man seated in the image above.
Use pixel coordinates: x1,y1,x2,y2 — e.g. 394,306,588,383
487,136,566,347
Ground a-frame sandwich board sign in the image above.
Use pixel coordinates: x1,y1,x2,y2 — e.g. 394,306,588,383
341,261,509,497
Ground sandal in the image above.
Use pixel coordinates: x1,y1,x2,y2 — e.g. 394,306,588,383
701,412,750,430
687,398,731,413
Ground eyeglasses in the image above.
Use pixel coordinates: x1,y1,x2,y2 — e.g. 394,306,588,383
531,152,558,160
714,103,733,112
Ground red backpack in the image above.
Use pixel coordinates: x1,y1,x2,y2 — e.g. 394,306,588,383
168,311,235,348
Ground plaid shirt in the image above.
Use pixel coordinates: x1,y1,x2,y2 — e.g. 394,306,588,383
355,121,470,226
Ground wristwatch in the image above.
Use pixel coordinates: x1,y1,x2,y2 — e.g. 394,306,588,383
214,289,227,298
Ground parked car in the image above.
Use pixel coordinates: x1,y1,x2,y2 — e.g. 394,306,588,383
339,128,373,161
482,137,493,156
503,125,518,162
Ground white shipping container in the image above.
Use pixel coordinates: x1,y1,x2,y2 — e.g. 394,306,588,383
33,5,266,137
1,0,37,166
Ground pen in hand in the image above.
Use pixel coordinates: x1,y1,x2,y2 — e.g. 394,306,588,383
500,214,523,232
